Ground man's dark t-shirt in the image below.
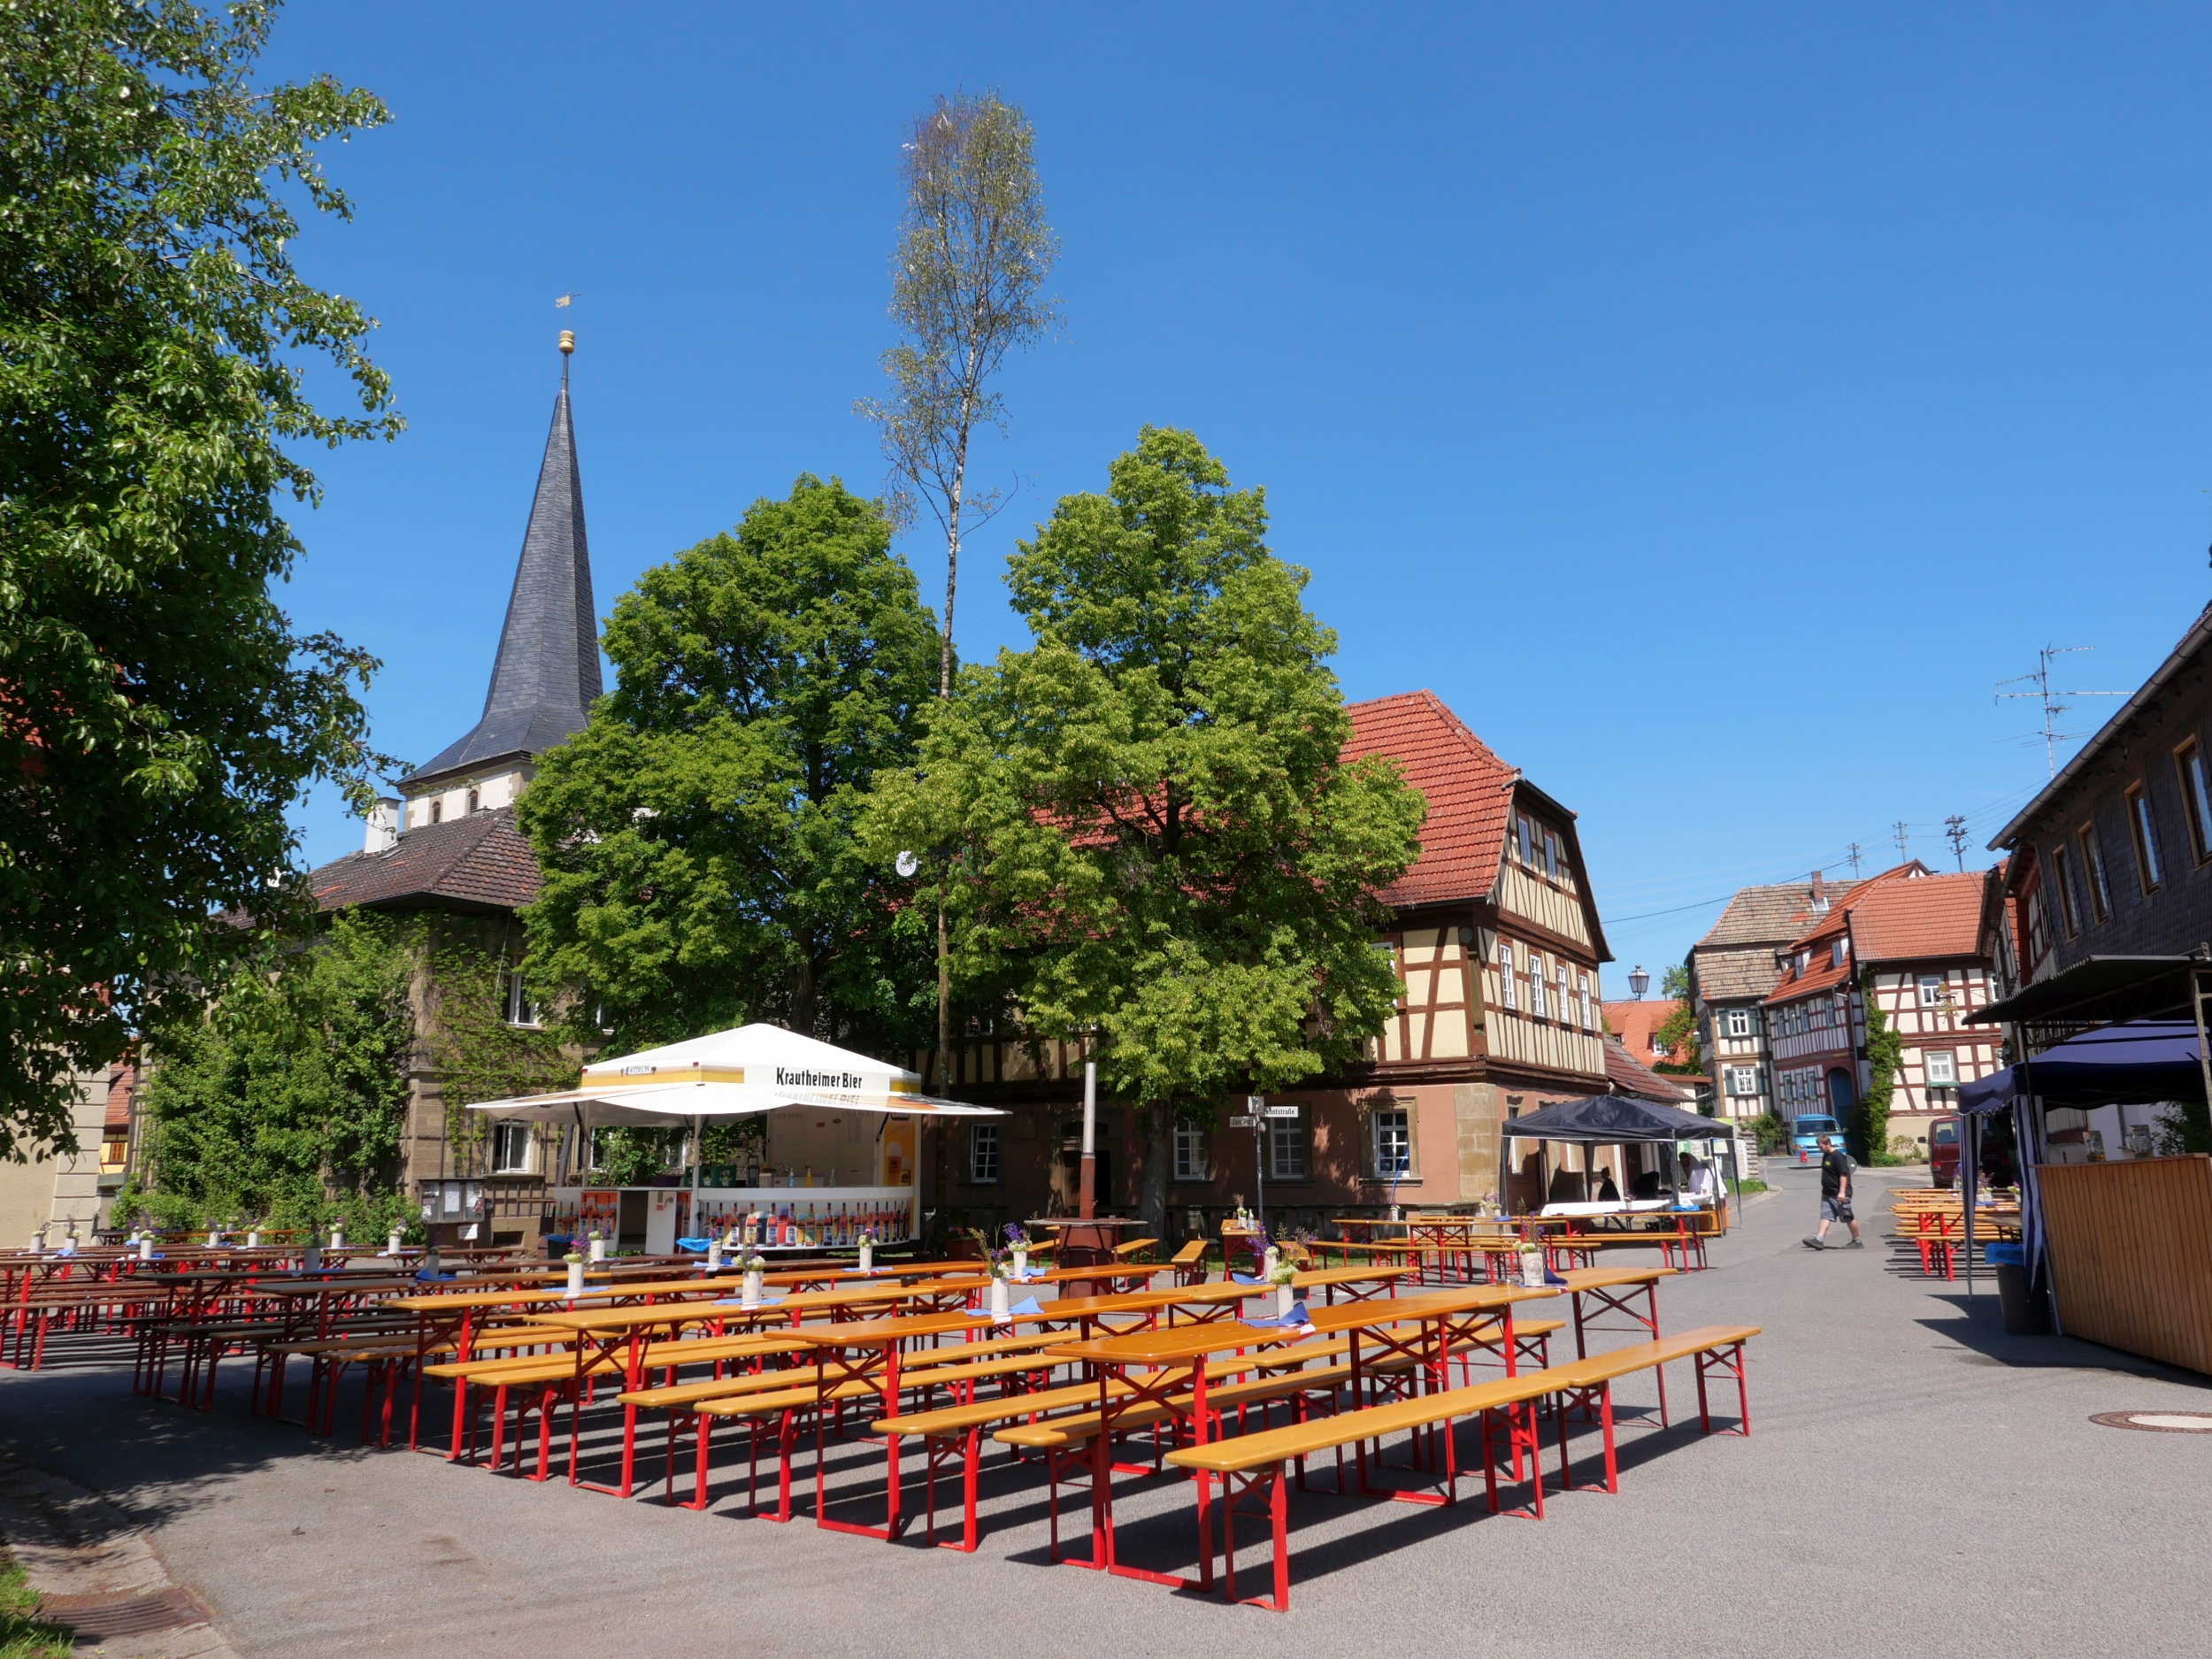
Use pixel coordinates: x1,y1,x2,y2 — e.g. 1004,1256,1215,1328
1820,1150,1851,1199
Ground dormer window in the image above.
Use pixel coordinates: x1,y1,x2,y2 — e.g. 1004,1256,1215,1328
429,799,442,825
1830,940,1846,970
467,787,480,814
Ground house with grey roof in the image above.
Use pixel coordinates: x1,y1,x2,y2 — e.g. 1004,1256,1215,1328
1686,872,1856,1120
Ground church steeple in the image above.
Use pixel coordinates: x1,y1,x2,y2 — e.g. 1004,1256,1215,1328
408,334,602,791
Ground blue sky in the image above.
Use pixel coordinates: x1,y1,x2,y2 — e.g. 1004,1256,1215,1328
267,3,2212,990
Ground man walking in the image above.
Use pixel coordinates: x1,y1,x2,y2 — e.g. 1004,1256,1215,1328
1804,1134,1862,1249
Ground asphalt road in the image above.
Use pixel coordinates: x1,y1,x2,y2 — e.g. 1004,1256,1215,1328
4,1166,2208,1657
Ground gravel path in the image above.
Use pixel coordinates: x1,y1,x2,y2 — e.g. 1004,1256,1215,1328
4,1164,2208,1656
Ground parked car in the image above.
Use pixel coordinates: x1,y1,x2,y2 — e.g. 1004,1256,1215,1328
1790,1114,1843,1164
1930,1114,1962,1188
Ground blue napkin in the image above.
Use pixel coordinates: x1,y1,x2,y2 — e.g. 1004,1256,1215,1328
964,1294,1042,1322
414,1270,457,1282
675,1237,714,1253
1246,1302,1312,1330
715,1293,787,1309
1543,1269,1570,1286
1231,1272,1262,1285
1012,1269,1050,1282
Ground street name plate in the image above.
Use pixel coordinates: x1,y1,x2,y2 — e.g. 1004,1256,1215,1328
1227,1115,1259,1129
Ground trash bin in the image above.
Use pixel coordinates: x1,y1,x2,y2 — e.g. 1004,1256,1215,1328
1986,1242,2049,1335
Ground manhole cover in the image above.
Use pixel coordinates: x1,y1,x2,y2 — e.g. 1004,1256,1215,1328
2089,1410,2212,1433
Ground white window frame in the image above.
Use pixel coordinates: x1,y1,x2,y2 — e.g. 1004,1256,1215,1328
968,1125,1002,1184
1578,972,1594,1032
1498,942,1517,1010
490,1121,534,1174
1172,1124,1210,1182
1527,953,1548,1019
1371,1109,1412,1178
1917,974,1944,1009
2131,785,2163,891
1726,1065,1759,1098
503,969,540,1029
1556,964,1573,1026
1268,1118,1308,1181
1724,1008,1751,1040
1925,1049,1958,1087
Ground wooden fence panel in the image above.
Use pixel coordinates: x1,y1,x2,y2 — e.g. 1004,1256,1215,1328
2039,1156,2212,1375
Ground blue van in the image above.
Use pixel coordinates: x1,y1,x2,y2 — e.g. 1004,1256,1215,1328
1790,1115,1842,1164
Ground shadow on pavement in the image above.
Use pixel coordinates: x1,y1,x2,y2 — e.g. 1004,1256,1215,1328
1914,1294,2212,1389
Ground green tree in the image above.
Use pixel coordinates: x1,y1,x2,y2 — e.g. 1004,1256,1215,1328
863,427,1426,1233
1654,962,1702,1073
1855,966,1904,1164
518,476,942,1054
130,910,419,1233
0,2,399,1159
856,89,1059,700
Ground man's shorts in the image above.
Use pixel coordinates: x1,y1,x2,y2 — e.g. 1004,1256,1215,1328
1821,1196,1853,1224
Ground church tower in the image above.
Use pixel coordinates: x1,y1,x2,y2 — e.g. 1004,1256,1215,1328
396,329,601,833
306,335,603,1207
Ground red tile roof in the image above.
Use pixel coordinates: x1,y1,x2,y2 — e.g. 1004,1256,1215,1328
307,805,541,915
1762,954,1855,1008
1342,690,1514,909
1843,870,1989,963
1601,999,1689,1064
1603,1036,1696,1102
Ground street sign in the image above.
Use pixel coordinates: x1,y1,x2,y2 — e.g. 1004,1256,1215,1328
1262,1104,1300,1119
1227,1115,1259,1129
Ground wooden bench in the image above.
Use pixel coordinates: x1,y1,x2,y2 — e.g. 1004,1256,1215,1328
1164,1367,1567,1609
1539,1324,1759,1494
1169,1240,1210,1286
1162,1322,1760,1610
860,1336,1368,1549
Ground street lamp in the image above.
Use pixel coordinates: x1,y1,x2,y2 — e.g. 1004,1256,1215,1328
1628,965,1649,1000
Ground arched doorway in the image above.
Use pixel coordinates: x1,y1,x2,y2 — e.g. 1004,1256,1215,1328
1826,1067,1856,1119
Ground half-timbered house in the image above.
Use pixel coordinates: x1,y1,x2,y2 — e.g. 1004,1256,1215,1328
926,689,1617,1235
1762,864,2008,1155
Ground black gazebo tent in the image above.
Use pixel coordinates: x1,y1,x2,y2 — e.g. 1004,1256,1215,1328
1504,1094,1737,1217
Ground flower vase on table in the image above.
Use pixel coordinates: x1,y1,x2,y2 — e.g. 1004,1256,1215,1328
989,1273,1011,1321
565,1253,586,1297
858,1233,875,1274
707,1236,724,1271
1518,1246,1546,1287
1262,1245,1280,1279
740,1256,766,1308
137,1236,153,1262
387,1229,403,1257
246,1229,261,1248
329,1220,345,1250
588,1233,607,1263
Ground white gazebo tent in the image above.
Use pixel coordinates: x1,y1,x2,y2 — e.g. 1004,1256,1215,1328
465,1024,1002,1245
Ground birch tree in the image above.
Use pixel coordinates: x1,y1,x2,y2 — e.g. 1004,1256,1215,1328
856,88,1059,698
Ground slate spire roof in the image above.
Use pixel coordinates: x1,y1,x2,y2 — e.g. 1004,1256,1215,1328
409,371,601,786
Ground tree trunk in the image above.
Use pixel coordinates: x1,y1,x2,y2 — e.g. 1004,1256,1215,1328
1140,1103,1171,1236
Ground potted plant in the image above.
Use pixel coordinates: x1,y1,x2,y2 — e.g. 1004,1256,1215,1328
1517,1242,1546,1288
967,1228,1013,1320
587,1227,607,1263
738,1246,769,1309
564,1246,587,1298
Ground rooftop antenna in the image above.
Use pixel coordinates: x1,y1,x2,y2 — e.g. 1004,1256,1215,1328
1944,814,1969,871
1996,644,2121,778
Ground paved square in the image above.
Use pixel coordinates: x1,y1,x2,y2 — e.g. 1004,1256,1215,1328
4,1169,2208,1657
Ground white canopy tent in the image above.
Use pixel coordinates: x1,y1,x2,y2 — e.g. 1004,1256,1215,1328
465,1022,1004,1126
464,1025,1002,1221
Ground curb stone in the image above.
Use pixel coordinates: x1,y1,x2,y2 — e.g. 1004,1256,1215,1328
0,1459,241,1658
